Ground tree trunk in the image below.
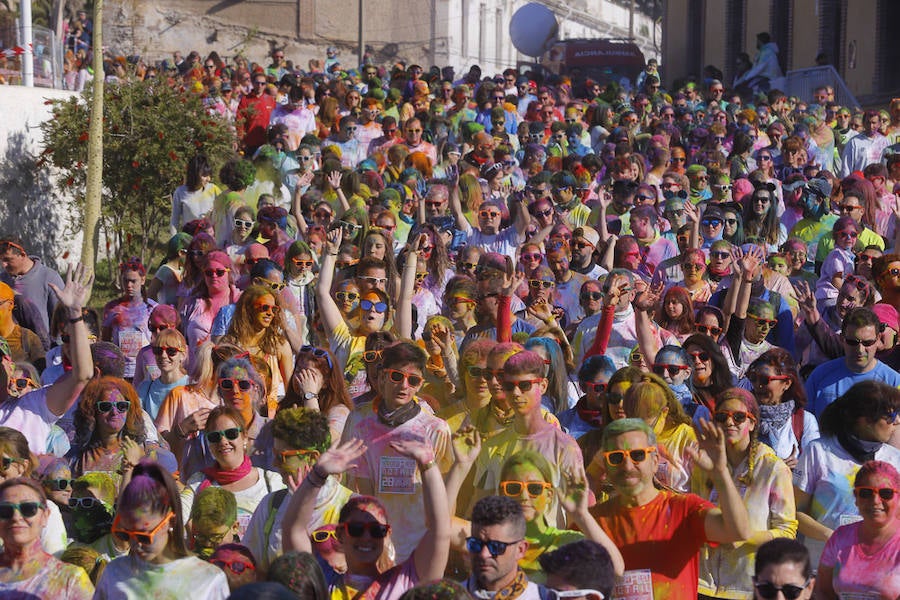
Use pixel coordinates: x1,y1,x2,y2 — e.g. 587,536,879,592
81,0,103,275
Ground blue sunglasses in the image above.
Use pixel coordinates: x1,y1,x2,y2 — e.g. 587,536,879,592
359,299,388,313
300,345,333,369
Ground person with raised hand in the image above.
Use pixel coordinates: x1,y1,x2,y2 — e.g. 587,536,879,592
283,436,451,598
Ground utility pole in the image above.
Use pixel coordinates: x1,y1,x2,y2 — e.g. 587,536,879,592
21,0,33,86
82,0,103,273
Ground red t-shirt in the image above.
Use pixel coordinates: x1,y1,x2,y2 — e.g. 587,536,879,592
591,490,713,599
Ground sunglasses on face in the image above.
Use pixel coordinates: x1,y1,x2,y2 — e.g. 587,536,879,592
855,487,897,500
279,449,320,467
688,350,711,362
582,381,607,394
206,427,243,444
466,365,491,379
152,346,181,358
359,299,388,313
520,253,542,262
533,208,553,218
603,447,656,466
466,536,519,557
581,291,603,301
652,363,690,377
149,323,173,333
710,251,730,260
204,268,229,278
501,379,543,393
528,279,555,289
335,291,359,304
97,400,130,414
336,259,359,269
311,528,338,543
44,478,73,491
713,410,755,425
234,219,254,229
343,521,391,538
748,371,791,386
837,230,858,239
13,377,36,390
0,501,44,519
844,336,878,347
500,480,551,498
299,345,333,369
359,276,388,286
384,369,423,387
112,512,173,546
839,204,862,212
69,496,104,509
254,302,280,314
753,581,808,600
219,378,254,392
758,155,772,161
479,210,501,219
701,218,722,227
748,314,778,328
212,559,256,575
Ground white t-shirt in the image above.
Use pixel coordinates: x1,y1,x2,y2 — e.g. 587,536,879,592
42,499,68,556
0,388,57,455
466,226,523,256
793,435,900,565
93,554,229,599
181,467,286,539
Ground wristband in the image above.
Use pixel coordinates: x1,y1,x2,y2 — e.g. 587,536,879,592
68,315,84,324
420,459,437,472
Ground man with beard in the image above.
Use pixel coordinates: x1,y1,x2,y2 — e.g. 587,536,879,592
589,418,750,599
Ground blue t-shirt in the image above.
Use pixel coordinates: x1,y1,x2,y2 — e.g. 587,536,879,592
805,358,900,418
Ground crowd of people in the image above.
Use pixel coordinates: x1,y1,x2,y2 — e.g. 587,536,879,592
2,35,900,599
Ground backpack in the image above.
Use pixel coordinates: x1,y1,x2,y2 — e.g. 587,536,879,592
791,409,804,450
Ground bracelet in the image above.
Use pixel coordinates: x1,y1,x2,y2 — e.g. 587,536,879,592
327,252,339,256
68,315,84,324
306,472,326,488
420,459,437,472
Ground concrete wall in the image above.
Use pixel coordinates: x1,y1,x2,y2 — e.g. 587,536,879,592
842,0,876,95
0,86,81,272
790,0,819,69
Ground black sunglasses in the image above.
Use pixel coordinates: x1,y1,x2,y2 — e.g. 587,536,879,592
343,521,390,538
754,581,808,600
466,536,519,557
0,501,44,519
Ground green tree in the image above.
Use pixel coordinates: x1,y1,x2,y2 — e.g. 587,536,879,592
40,77,235,268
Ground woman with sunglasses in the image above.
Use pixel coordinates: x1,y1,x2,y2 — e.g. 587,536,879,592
652,344,709,423
36,455,73,517
0,477,94,598
815,460,900,598
283,436,451,599
742,183,785,253
438,339,496,433
224,206,257,261
815,216,863,308
244,407,354,575
362,229,401,295
442,276,478,346
137,328,189,420
100,258,157,381
793,381,900,567
7,361,40,399
682,333,735,416
94,460,229,598
621,374,697,492
0,427,67,556
317,227,399,374
694,388,798,599
181,406,285,540
281,345,353,442
69,377,159,483
132,304,182,390
180,250,241,353
746,350,819,467
220,284,293,415
674,248,713,305
176,232,217,307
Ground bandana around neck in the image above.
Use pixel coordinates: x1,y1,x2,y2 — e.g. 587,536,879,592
376,398,422,428
758,400,794,440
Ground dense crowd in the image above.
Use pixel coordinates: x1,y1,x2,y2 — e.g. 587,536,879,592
2,36,900,599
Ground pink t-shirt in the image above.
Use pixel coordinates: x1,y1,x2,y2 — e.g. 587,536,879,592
820,521,900,598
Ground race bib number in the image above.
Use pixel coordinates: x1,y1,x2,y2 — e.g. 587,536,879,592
612,569,653,600
839,513,863,526
378,456,417,494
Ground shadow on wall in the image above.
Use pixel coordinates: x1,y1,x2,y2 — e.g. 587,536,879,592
0,131,80,270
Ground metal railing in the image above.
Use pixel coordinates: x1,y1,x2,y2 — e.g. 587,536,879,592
782,65,860,110
0,24,63,89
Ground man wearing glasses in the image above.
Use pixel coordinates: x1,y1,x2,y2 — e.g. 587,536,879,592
804,307,900,418
589,418,750,599
236,73,276,155
401,118,437,165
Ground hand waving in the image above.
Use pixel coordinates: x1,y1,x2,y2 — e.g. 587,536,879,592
49,262,94,311
316,438,367,476
451,425,482,467
325,226,343,255
558,469,589,514
686,417,728,475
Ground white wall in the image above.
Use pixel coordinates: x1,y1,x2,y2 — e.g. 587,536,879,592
0,86,82,270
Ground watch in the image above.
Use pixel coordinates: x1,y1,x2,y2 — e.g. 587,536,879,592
304,392,319,401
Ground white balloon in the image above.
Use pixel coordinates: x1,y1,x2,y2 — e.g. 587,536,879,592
509,3,559,57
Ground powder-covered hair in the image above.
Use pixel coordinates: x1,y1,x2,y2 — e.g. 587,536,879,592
854,459,900,490
118,460,189,558
503,349,546,378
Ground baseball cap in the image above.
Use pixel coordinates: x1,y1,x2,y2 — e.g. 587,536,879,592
573,226,600,248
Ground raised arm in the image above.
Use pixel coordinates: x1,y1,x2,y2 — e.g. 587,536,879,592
559,469,625,576
447,169,473,234
282,438,367,553
684,200,701,250
688,418,751,543
389,436,451,582
445,426,481,517
512,193,530,238
328,170,351,214
595,188,612,244
632,283,662,367
314,227,347,333
46,264,95,416
397,235,429,339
